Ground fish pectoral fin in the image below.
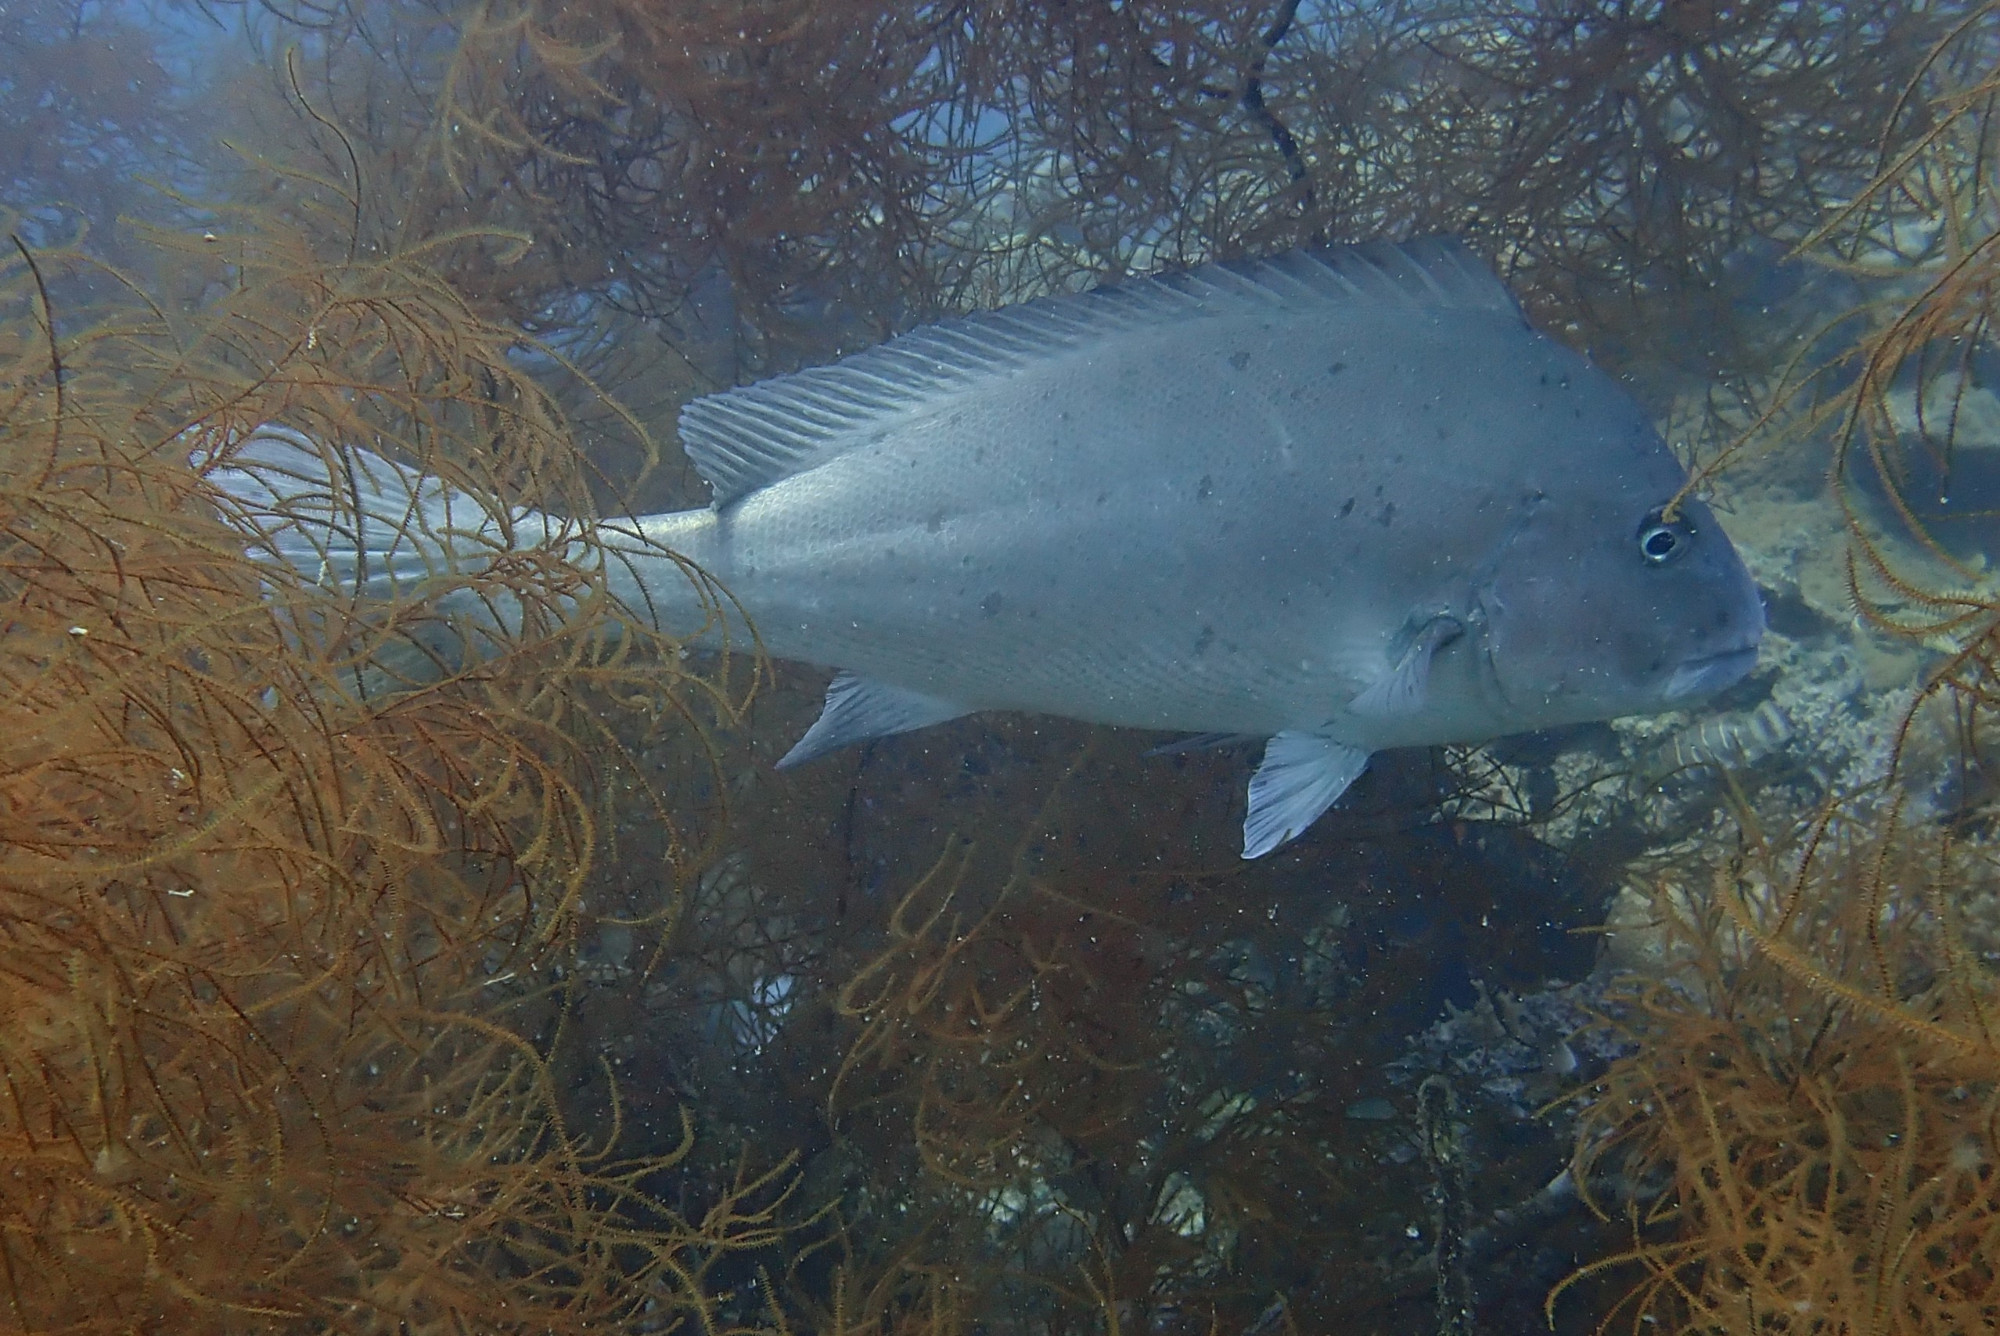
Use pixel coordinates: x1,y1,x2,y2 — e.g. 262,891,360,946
1348,614,1464,718
776,672,971,769
1242,732,1371,859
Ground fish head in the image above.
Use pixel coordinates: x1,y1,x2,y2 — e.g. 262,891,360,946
1472,463,1766,730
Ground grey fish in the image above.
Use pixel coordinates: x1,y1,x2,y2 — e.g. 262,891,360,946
207,240,1766,857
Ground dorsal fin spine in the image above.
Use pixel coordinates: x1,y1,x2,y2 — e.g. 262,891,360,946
812,373,899,406
754,398,847,431
724,403,814,442
784,389,873,419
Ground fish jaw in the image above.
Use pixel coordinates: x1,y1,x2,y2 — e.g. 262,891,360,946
1660,562,1768,703
1663,644,1762,702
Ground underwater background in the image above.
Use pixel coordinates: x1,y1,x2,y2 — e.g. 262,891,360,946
2,0,1997,1331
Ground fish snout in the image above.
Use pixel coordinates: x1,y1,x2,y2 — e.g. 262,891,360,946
1662,569,1766,702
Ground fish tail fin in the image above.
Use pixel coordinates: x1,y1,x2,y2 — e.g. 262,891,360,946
195,424,550,599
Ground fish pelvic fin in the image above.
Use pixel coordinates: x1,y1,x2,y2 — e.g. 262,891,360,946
776,672,971,769
1242,732,1371,859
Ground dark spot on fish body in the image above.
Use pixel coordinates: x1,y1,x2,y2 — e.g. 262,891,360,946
1378,502,1396,527
1196,474,1214,502
1328,361,1346,376
1193,625,1215,656
926,511,945,533
980,592,1004,617
1339,497,1355,518
1095,491,1109,505
1229,350,1252,372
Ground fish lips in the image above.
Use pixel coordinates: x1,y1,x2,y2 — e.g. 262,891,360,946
1663,645,1762,702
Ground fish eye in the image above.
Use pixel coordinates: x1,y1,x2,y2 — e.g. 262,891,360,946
1638,509,1691,565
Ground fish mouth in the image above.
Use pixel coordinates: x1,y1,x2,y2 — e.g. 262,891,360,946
1664,646,1761,702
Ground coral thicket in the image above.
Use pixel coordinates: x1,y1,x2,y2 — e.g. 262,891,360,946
0,152,780,1328
7,1,2000,1333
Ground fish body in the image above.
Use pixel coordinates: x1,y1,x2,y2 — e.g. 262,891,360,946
635,252,1558,747
208,241,1766,856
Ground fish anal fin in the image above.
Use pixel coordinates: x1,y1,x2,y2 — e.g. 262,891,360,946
776,672,970,769
1242,732,1371,859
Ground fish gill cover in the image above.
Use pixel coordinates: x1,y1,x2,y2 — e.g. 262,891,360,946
2,0,1998,1333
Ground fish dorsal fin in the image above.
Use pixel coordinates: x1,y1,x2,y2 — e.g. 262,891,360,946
677,238,1519,506
1211,237,1523,319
